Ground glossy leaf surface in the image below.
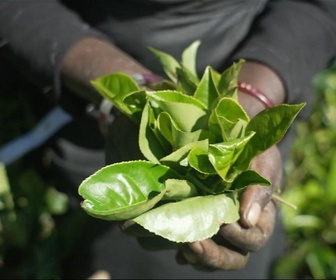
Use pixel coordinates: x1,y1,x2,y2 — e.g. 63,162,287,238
79,161,180,220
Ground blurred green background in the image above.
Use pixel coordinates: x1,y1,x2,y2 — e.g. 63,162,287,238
1,61,336,279
273,62,336,279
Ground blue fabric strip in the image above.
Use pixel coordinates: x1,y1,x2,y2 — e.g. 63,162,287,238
0,106,73,166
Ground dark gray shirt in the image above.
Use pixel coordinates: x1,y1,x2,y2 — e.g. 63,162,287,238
1,0,336,117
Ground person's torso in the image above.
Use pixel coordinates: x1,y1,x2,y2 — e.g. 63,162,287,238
62,0,268,75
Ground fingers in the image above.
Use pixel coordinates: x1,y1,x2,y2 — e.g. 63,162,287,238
177,239,250,271
239,185,274,228
220,199,276,252
178,199,276,270
123,145,282,272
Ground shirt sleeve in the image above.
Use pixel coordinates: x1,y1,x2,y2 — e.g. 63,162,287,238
230,0,336,118
0,0,106,99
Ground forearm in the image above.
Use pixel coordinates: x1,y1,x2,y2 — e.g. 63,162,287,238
60,37,286,113
60,37,153,104
0,1,102,92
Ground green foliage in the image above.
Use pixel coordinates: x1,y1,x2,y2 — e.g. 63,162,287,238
0,91,69,278
273,61,336,279
79,41,304,243
0,158,69,279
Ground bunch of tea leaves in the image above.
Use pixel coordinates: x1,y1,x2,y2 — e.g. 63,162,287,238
78,41,304,243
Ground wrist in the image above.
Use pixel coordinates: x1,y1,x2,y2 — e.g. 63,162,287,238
238,82,274,108
237,61,286,117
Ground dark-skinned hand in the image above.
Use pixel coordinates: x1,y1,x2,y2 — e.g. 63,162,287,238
121,145,283,271
175,145,283,270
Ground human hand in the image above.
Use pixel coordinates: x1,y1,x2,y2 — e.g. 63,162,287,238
116,59,285,271
176,145,282,270
120,145,282,271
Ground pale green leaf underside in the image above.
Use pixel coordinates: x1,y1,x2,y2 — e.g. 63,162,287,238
133,194,239,243
181,40,201,84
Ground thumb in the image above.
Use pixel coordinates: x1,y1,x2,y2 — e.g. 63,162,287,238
239,185,272,228
239,146,282,228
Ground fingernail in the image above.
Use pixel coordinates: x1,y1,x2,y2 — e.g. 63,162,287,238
246,202,261,227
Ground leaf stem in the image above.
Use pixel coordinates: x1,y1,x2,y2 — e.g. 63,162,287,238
272,193,297,210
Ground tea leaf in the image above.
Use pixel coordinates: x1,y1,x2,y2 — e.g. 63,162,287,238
208,132,255,183
146,90,207,132
193,66,220,109
148,47,180,83
237,103,306,167
91,73,145,122
80,41,304,244
79,161,180,220
181,40,201,84
230,170,270,191
163,179,198,200
133,194,239,243
209,97,249,142
139,103,168,163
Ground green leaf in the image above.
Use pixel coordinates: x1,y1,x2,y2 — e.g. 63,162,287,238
176,67,197,95
193,66,220,109
188,145,217,175
209,97,249,141
0,164,15,212
133,194,239,243
237,103,306,166
171,127,208,151
186,171,228,194
217,59,244,95
147,90,207,132
160,139,208,171
208,132,255,182
139,103,169,163
157,111,208,151
157,112,174,146
230,169,270,191
326,152,336,203
149,47,180,83
163,179,198,200
181,40,201,84
0,163,10,194
78,161,180,220
91,73,145,122
80,40,303,245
